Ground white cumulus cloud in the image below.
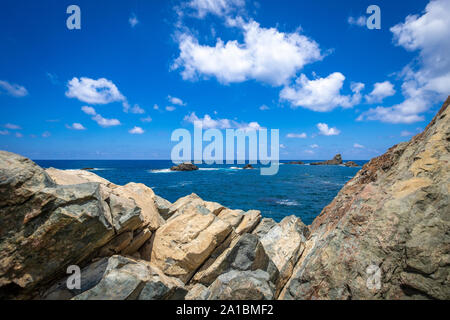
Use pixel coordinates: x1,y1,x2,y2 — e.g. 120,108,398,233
168,95,186,106
280,72,364,111
184,112,261,132
129,126,145,134
359,0,450,123
317,123,340,136
66,77,126,105
353,143,364,148
173,20,322,86
66,123,86,130
129,14,139,27
365,81,396,103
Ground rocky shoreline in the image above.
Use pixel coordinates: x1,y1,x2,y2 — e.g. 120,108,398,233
0,97,449,300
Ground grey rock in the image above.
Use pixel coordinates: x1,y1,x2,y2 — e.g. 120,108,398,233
207,270,275,300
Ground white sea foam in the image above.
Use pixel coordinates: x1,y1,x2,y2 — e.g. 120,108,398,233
149,168,173,173
276,199,300,206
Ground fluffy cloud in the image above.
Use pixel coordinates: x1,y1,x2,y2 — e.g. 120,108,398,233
0,80,28,97
166,106,176,112
129,14,139,27
401,130,413,137
317,123,340,136
130,104,145,114
359,0,450,123
66,123,86,130
0,130,10,135
82,106,121,127
259,105,269,111
129,126,144,134
81,106,96,115
353,143,364,148
173,20,322,86
168,95,186,106
286,133,307,139
66,77,126,105
186,0,245,18
347,16,366,27
365,81,396,103
92,114,121,127
184,112,261,131
280,73,364,111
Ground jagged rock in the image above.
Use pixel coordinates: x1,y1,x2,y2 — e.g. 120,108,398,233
150,204,233,283
252,218,277,238
288,161,304,165
112,183,163,231
191,233,278,286
170,162,199,171
217,209,245,228
46,168,114,187
121,228,152,256
256,216,309,295
280,97,450,300
235,210,261,235
310,154,343,165
344,161,359,167
154,195,172,218
185,283,209,300
0,152,120,298
106,193,143,233
71,256,187,300
164,193,204,220
243,164,255,169
99,231,134,257
207,270,275,300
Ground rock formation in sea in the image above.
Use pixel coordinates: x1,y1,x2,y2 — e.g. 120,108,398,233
170,162,199,171
288,161,304,165
344,161,359,167
243,164,255,169
310,154,343,165
0,96,448,300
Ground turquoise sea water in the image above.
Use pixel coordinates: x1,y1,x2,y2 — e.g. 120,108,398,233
34,160,366,225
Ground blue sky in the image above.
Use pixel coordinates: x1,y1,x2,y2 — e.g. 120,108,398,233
0,0,449,160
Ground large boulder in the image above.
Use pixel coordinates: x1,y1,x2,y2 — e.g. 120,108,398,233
46,168,114,187
0,152,153,299
280,97,450,300
150,204,233,283
207,270,275,300
255,216,309,295
191,233,278,286
71,256,187,300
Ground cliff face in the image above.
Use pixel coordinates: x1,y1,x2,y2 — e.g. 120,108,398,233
281,97,450,300
0,97,448,300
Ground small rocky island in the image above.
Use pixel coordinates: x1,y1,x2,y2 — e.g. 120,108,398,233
170,162,199,171
310,154,343,165
288,161,304,165
0,97,448,300
243,164,255,169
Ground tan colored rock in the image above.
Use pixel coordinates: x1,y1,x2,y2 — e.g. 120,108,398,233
236,210,261,235
204,201,226,215
150,204,233,283
165,193,204,220
280,97,450,300
217,209,244,228
113,183,164,231
46,168,114,187
154,195,172,218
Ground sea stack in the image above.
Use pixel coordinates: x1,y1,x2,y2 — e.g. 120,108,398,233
310,154,343,165
170,162,199,171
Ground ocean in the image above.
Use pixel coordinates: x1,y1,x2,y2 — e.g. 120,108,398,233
34,160,366,225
